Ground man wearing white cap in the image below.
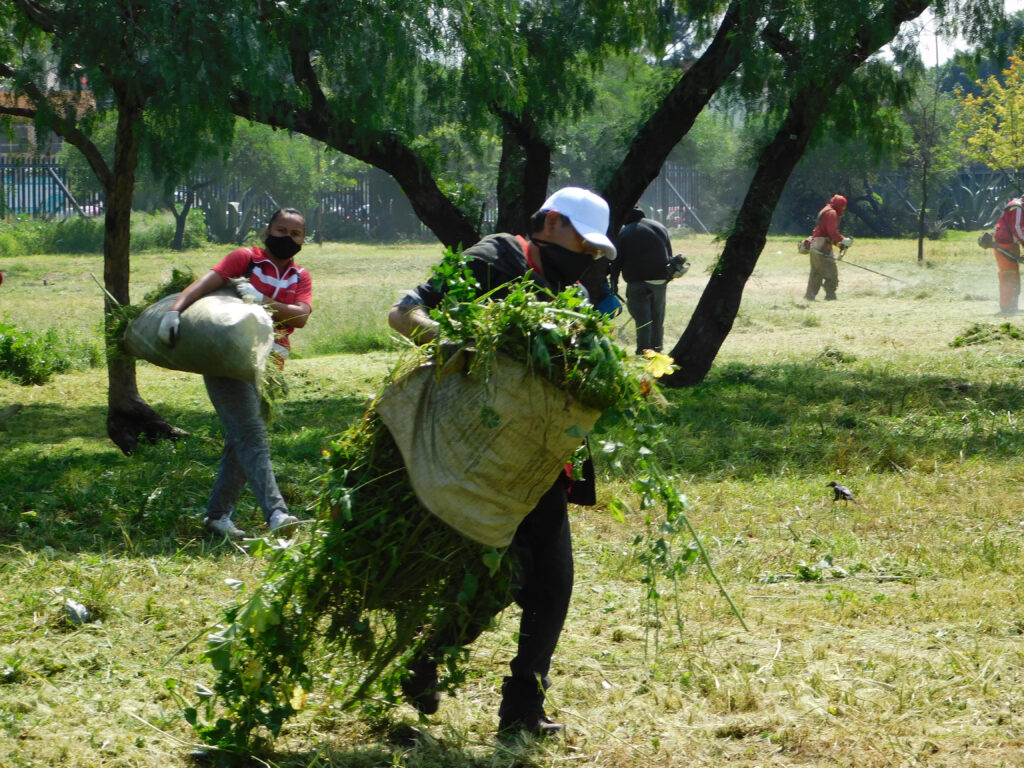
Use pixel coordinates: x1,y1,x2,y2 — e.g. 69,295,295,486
388,186,615,738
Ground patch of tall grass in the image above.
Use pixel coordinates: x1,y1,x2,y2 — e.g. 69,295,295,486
0,209,206,257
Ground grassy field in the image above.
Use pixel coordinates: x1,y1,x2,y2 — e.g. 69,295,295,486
3,232,1024,767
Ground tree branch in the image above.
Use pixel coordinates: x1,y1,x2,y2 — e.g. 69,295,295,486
0,61,112,191
601,0,749,231
761,22,797,66
11,0,59,32
230,90,480,248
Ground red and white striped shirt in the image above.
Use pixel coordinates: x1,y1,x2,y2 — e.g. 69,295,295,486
211,246,312,352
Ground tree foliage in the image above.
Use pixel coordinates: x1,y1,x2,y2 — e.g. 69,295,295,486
0,0,259,452
954,48,1024,193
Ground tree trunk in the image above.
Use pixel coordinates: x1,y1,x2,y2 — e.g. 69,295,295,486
169,189,194,251
917,161,928,262
105,97,186,455
660,99,821,386
601,0,747,232
493,107,552,234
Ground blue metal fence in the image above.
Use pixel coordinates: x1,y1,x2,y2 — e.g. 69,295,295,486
0,160,102,216
0,159,707,237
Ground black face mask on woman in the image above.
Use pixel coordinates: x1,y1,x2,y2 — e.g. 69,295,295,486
265,234,302,261
531,238,595,292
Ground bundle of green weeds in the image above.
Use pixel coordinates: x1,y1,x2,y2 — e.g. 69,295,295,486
424,248,647,418
187,250,667,753
188,411,516,753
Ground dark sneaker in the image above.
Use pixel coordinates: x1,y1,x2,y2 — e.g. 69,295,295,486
497,675,562,738
401,658,440,715
497,713,565,739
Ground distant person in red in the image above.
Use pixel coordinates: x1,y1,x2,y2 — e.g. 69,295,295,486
804,194,853,301
992,197,1024,315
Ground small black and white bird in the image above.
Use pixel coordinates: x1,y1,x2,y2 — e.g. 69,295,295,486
827,481,859,503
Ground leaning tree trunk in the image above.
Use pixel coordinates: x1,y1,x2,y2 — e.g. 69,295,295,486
231,73,481,250
660,0,932,387
493,107,552,235
601,0,747,233
660,99,821,387
105,97,186,455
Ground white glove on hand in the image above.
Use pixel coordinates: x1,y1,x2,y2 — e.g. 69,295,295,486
840,236,854,249
158,311,180,347
235,281,266,304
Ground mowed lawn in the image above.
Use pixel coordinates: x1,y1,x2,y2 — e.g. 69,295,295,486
3,232,1024,767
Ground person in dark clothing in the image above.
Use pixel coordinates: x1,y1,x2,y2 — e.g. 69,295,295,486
610,207,688,355
387,186,615,738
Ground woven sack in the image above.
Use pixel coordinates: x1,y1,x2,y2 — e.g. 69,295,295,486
123,288,274,382
375,348,600,548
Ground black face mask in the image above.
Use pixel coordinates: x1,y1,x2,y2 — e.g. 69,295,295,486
532,238,595,292
265,234,302,261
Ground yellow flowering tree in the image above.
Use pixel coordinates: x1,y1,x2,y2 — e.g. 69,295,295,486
954,50,1024,190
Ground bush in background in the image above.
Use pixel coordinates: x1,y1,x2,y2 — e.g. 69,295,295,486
0,319,103,385
0,209,207,256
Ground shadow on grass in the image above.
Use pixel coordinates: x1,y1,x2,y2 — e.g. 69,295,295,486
0,394,367,556
5,357,1024,552
196,728,552,768
607,359,1024,479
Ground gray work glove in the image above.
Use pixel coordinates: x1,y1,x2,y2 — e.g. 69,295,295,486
840,236,854,249
235,280,267,304
158,310,180,347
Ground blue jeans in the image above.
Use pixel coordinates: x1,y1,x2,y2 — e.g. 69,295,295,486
203,375,289,523
626,281,668,354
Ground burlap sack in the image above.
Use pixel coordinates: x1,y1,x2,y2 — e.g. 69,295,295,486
123,288,274,382
375,349,601,548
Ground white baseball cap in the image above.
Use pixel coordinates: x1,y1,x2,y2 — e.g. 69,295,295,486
540,187,616,260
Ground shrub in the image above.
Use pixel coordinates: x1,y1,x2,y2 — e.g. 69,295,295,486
131,210,207,251
49,217,105,253
0,209,209,256
0,320,101,385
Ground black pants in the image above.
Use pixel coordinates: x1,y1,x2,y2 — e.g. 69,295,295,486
428,475,573,693
505,475,573,685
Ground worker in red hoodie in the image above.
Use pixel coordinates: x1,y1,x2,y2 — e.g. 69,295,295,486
804,194,853,301
991,197,1024,315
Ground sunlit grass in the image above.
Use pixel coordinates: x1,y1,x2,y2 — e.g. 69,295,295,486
5,233,1024,766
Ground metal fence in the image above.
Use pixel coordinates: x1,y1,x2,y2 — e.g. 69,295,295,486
638,165,707,232
0,159,707,238
0,160,103,216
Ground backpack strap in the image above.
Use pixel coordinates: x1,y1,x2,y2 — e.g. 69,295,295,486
242,247,258,278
